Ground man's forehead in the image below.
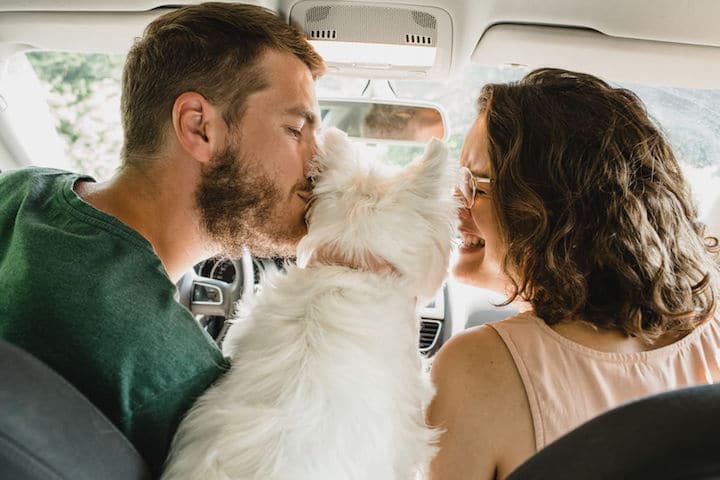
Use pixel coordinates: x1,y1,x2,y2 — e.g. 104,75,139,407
244,83,318,123
250,51,317,103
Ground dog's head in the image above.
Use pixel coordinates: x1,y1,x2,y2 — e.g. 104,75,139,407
297,128,458,300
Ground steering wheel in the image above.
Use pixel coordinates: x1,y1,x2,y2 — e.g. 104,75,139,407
176,250,256,321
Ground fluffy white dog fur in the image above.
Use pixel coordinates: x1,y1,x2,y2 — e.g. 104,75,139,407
161,128,458,480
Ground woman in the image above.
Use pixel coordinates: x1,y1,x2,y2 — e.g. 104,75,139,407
427,68,720,479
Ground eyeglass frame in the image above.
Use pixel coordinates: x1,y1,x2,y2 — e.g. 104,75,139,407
458,166,493,208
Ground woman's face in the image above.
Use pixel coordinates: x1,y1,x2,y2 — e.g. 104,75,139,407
452,114,510,294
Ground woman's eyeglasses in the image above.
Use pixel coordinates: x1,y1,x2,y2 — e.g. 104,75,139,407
457,166,492,208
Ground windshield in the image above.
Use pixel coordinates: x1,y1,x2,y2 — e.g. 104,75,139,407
4,51,720,223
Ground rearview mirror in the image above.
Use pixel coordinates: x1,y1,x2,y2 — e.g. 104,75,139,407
319,98,448,145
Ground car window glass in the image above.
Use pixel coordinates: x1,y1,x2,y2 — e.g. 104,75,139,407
3,52,124,179
4,52,719,225
395,65,720,224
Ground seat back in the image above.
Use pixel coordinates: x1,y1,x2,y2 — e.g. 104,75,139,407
0,338,152,480
507,383,720,480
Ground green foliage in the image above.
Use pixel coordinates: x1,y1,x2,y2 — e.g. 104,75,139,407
25,52,125,179
27,52,124,103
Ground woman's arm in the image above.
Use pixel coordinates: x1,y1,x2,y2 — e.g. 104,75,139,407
426,325,535,480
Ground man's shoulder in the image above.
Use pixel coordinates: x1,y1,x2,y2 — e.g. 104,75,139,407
0,167,82,206
0,166,79,186
0,165,150,268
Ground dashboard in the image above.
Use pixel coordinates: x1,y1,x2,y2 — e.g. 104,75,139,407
196,258,237,283
184,255,450,357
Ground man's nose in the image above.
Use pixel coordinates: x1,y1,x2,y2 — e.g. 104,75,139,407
302,134,319,178
309,131,319,155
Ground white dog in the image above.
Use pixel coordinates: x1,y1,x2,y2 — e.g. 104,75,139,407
161,128,458,480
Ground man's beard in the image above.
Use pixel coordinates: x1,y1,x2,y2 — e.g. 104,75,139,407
195,140,308,258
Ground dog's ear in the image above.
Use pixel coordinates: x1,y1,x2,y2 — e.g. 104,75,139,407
312,128,358,179
400,138,456,200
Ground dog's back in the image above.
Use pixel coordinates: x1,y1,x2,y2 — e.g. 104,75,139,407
161,129,457,480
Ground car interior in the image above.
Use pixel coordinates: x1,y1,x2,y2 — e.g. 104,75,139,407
0,0,719,478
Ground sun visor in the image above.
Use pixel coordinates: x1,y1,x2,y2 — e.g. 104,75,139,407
471,24,720,89
289,1,452,80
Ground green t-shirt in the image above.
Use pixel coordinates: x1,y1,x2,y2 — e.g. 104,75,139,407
0,167,230,474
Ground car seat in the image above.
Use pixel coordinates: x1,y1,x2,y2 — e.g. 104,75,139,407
0,338,152,480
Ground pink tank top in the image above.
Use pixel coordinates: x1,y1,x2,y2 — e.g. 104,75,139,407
488,312,720,450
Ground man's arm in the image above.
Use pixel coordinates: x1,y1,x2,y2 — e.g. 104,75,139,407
426,325,535,480
129,360,228,474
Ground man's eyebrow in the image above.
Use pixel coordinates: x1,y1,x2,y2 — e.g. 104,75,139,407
284,106,318,126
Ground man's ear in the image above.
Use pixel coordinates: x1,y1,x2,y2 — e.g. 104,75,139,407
172,92,224,164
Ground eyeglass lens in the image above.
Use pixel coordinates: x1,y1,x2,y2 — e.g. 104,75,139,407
460,167,474,208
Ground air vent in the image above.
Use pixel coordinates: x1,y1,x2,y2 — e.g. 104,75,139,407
405,34,432,45
309,29,337,39
419,319,442,354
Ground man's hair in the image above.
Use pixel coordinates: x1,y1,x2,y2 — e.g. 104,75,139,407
362,104,440,141
121,2,325,166
478,68,719,342
362,104,414,139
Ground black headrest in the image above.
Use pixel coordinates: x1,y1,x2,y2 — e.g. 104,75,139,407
0,338,152,480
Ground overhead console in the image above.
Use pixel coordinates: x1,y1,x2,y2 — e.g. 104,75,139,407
289,1,453,80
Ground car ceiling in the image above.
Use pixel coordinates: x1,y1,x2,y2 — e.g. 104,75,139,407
0,0,719,87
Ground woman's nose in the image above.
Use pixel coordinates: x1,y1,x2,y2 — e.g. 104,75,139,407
453,188,469,212
457,206,472,221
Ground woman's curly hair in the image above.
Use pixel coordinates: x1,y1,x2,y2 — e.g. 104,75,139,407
480,68,719,343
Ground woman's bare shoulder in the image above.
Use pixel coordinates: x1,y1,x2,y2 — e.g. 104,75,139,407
432,324,517,387
428,324,535,479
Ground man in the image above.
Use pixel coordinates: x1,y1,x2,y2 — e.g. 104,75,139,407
0,3,325,474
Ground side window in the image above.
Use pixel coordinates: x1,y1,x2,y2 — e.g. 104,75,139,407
4,53,719,233
1,51,123,180
398,66,720,230
631,84,720,231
